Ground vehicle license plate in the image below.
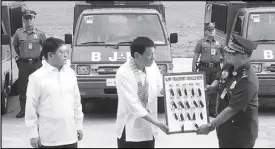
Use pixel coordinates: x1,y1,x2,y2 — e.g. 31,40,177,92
106,78,116,86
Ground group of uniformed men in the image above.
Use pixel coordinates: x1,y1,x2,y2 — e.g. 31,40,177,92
13,8,259,148
193,22,259,148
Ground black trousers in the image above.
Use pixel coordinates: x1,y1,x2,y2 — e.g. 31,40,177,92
199,65,221,114
219,140,255,148
117,128,155,148
18,61,42,111
40,142,77,148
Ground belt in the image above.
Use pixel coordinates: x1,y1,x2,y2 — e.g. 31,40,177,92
19,58,41,64
199,62,219,68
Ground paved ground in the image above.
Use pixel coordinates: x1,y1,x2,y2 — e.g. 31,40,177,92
2,58,275,148
2,97,275,148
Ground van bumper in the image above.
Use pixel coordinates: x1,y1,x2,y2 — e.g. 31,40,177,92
258,76,275,96
257,75,275,107
77,76,117,99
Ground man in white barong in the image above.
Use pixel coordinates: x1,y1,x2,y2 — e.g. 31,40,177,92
25,37,84,148
115,36,169,148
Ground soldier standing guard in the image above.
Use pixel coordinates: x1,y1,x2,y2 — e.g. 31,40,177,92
192,22,223,117
196,34,259,148
13,9,46,118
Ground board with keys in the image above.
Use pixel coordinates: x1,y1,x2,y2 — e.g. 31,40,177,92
163,72,209,134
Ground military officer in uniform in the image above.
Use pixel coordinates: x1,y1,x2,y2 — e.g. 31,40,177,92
13,9,46,118
196,34,259,148
192,22,223,117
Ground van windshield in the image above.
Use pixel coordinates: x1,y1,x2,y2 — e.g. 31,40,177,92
76,14,166,45
247,12,275,42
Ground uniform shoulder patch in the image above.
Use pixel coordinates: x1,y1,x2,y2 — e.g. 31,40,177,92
241,70,248,79
35,28,44,33
16,28,23,32
200,38,206,42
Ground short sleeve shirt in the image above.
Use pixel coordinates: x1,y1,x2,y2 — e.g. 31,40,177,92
13,28,46,59
194,38,223,63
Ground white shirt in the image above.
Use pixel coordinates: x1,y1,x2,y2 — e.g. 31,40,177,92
25,61,84,146
115,59,163,142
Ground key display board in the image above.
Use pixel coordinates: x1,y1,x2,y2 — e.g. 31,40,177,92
163,72,209,134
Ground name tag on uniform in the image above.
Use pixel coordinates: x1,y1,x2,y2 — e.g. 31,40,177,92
220,88,227,99
34,34,38,39
28,43,33,49
211,49,216,55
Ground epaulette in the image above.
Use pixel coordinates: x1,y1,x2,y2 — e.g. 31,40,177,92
34,28,44,33
16,28,23,32
240,69,248,79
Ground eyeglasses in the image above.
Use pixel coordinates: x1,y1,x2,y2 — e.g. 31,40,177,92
207,28,215,31
56,50,70,56
23,16,34,20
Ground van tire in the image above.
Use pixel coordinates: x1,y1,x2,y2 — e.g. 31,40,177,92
10,79,19,96
1,86,9,115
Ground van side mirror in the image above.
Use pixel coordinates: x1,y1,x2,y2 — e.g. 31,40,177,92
1,34,10,45
170,33,178,43
65,34,72,44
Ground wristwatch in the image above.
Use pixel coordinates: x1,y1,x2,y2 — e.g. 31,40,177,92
207,123,215,131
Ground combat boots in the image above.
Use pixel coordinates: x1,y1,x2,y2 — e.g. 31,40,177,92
16,110,25,118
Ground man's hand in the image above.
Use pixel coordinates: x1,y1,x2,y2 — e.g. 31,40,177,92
30,137,41,148
196,124,210,135
205,85,211,91
206,85,215,94
156,122,169,134
77,130,83,141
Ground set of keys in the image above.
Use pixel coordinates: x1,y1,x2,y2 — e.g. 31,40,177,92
169,87,202,98
171,100,204,110
180,123,200,132
173,111,204,121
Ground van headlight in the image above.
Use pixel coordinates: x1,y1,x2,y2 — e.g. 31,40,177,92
251,63,262,73
157,64,167,74
77,65,90,75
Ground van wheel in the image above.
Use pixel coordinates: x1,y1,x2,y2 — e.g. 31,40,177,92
1,87,9,115
10,79,19,96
